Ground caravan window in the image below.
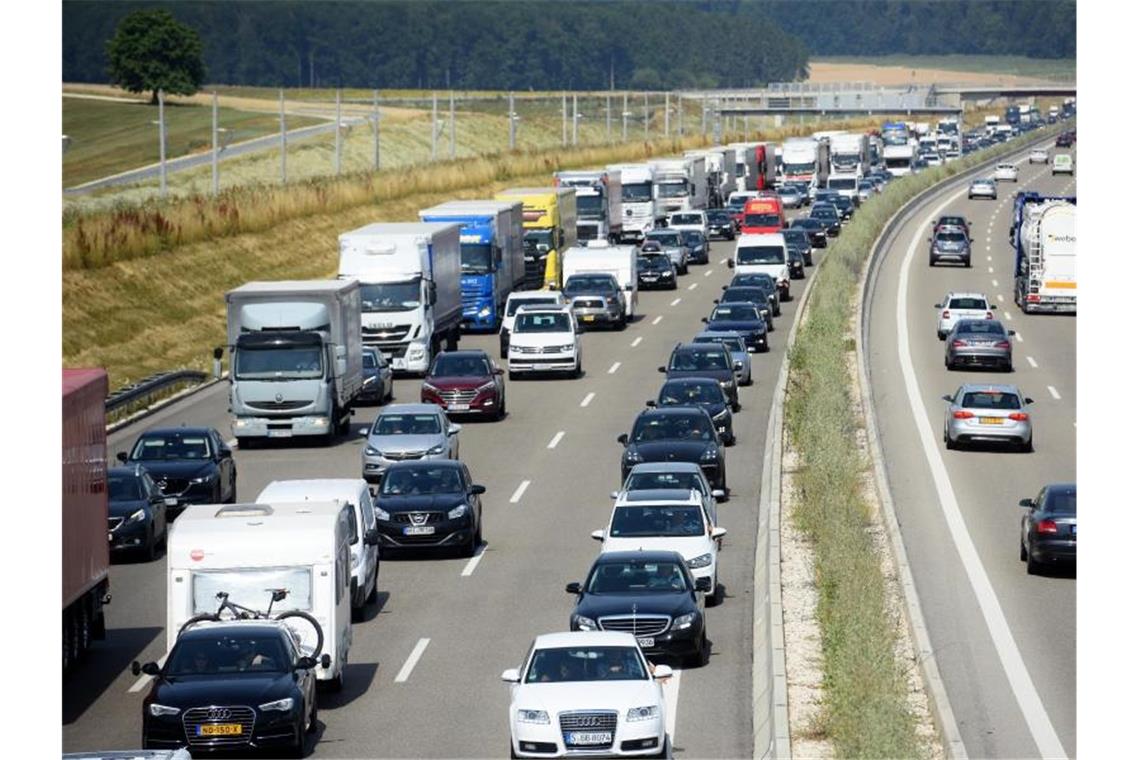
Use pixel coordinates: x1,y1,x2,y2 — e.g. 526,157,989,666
345,507,359,545
192,568,312,614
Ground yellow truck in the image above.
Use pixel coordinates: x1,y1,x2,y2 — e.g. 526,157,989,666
495,187,578,289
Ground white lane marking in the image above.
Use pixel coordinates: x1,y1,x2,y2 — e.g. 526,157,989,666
128,654,167,693
687,283,699,291
394,638,430,683
704,270,712,278
547,431,565,449
1047,385,1061,400
988,267,994,273
652,316,663,325
608,362,622,374
631,336,643,347
987,255,992,262
719,257,728,265
670,297,682,306
661,666,683,745
1015,332,1023,343
461,544,487,577
1026,356,1038,368
896,189,1068,760
580,392,595,408
1004,311,1012,320
509,480,530,504
997,293,1005,303
991,279,999,287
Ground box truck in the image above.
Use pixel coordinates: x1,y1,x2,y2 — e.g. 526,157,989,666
726,143,760,192
562,240,639,318
685,147,736,208
554,169,623,243
652,155,708,214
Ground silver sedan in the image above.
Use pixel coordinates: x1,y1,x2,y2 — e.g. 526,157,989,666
360,403,460,483
942,384,1034,452
945,319,1016,372
968,178,997,200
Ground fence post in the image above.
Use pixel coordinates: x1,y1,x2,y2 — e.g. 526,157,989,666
664,91,670,136
622,91,629,141
431,91,438,160
373,89,380,171
157,89,167,198
450,90,456,159
572,93,579,146
335,88,342,174
643,92,649,140
279,88,287,185
211,91,219,196
509,92,516,150
606,93,612,142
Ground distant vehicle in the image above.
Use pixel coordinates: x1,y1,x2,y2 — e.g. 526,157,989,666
507,306,582,380
856,180,875,202
727,273,781,317
107,465,168,561
740,196,785,236
681,230,710,265
718,285,773,329
360,403,460,483
117,427,237,516
787,247,805,280
637,252,678,290
1055,132,1074,148
789,217,828,248
660,342,741,409
781,228,814,266
1052,154,1074,175
618,406,727,491
359,346,394,404
994,163,1019,182
776,184,805,209
1028,149,1049,164
808,204,842,236
564,273,627,331
968,178,997,200
1011,193,1076,314
1019,483,1076,575
421,349,506,420
730,233,791,301
692,331,752,387
653,376,735,445
928,225,972,268
373,459,484,558
705,209,736,240
944,319,1016,372
703,303,769,354
942,384,1034,452
644,229,691,275
935,292,995,340
667,211,708,236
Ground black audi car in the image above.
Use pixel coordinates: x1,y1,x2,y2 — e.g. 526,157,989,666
137,622,318,757
727,273,781,317
706,209,736,240
1020,483,1077,575
789,217,829,248
373,460,484,558
717,285,773,328
566,550,709,667
107,465,168,561
618,406,726,491
680,230,710,265
787,247,806,280
809,204,842,236
118,427,237,518
659,342,740,410
703,303,769,353
637,252,678,290
652,377,734,445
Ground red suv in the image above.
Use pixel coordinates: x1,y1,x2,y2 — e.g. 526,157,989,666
421,349,506,420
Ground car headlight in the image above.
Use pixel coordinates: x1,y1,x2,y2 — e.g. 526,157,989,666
259,697,294,712
364,445,380,457
363,375,377,387
423,382,442,393
700,447,719,462
627,705,660,722
687,553,713,569
517,709,550,724
572,614,598,631
448,504,468,520
127,508,147,523
718,380,732,389
624,449,643,463
560,344,576,352
428,444,446,455
670,613,698,631
476,380,497,393
375,507,391,521
148,703,180,717
189,473,216,484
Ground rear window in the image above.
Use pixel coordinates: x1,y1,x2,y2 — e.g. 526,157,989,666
670,348,730,371
954,321,1003,335
672,214,702,225
936,232,967,243
1044,487,1077,515
508,297,558,316
961,391,1022,410
948,297,987,310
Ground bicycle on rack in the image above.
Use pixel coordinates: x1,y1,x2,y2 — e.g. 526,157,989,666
176,589,326,663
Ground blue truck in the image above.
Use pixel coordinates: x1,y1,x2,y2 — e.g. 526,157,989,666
419,200,526,331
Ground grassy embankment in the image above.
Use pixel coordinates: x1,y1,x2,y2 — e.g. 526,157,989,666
62,117,878,388
782,126,1057,757
813,54,1075,81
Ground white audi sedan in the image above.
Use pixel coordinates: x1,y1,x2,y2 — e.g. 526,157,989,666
502,632,671,758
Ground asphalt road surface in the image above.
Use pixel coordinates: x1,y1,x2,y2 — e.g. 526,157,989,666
866,140,1076,758
63,205,825,757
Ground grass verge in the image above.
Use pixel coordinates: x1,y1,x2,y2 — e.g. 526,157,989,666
782,126,1059,757
812,55,1075,82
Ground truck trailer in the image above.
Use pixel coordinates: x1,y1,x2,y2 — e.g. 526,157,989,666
554,169,623,243
608,163,662,243
1010,193,1076,314
685,147,735,208
651,156,708,214
494,187,578,289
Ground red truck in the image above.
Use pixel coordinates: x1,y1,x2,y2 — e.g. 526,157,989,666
755,143,778,190
63,368,110,673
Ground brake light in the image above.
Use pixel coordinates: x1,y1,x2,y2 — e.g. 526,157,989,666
1009,412,1029,421
942,310,950,318
952,410,974,419
995,341,1010,350
951,340,967,348
985,312,993,319
1036,519,1058,534
1027,294,1040,303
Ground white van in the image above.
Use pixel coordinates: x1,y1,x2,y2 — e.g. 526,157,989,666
730,233,790,299
561,240,639,318
499,289,568,359
167,501,354,687
256,479,379,618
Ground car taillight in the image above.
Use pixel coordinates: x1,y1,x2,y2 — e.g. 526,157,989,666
952,410,974,419
985,312,993,319
1036,519,1058,534
995,341,1010,350
951,340,967,348
1009,412,1029,421
942,310,951,318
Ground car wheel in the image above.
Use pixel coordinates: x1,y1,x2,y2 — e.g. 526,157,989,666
964,257,972,268
508,370,519,381
226,477,237,504
366,573,378,605
1020,436,1034,454
1020,536,1028,562
929,256,936,267
144,527,158,562
1026,551,1041,575
937,330,946,340
285,728,305,759
945,431,957,450
670,279,678,290
687,631,710,668
495,395,506,421
1004,361,1013,373
510,743,521,759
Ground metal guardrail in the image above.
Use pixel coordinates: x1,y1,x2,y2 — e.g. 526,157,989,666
106,370,209,414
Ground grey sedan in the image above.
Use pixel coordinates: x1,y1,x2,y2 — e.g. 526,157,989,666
968,178,997,200
945,319,1015,372
942,384,1034,452
360,403,460,483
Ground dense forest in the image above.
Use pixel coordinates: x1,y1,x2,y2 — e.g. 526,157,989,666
61,1,1075,91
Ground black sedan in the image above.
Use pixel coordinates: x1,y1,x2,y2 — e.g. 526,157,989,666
789,217,829,248
637,252,678,290
618,406,726,491
787,247,806,280
681,230,710,265
727,273,781,317
703,303,769,353
809,204,842,236
718,285,773,328
118,427,237,518
1020,483,1076,575
660,342,740,410
782,228,814,266
137,623,317,757
653,377,735,445
567,550,708,666
706,209,736,240
373,460,484,557
107,465,168,561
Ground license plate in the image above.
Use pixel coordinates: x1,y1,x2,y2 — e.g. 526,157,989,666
198,724,242,736
566,731,612,746
583,315,595,322
449,403,470,411
268,429,291,437
980,417,1004,425
164,497,179,506
403,526,435,536
637,637,655,648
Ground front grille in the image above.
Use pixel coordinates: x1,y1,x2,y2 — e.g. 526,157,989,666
246,400,310,411
108,517,124,531
542,345,567,354
391,512,445,524
155,478,189,496
381,450,426,461
598,614,671,637
573,299,606,310
559,711,618,748
440,389,478,405
182,705,255,748
514,345,541,354
363,325,410,342
514,357,572,365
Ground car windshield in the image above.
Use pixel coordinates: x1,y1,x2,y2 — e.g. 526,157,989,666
960,391,1022,410
736,246,784,265
359,280,421,313
622,182,653,203
611,505,705,538
783,230,809,244
575,194,603,218
640,255,670,271
793,218,822,229
108,474,143,501
732,275,775,293
937,231,967,243
744,213,780,227
131,434,210,461
380,466,463,495
525,646,647,683
670,347,730,371
658,181,689,199
712,305,760,321
507,298,557,317
672,214,702,225
514,312,571,333
647,232,682,247
626,471,707,493
586,560,689,594
166,634,290,677
783,161,814,174
430,354,490,377
682,231,705,247
722,288,764,304
234,345,324,381
948,297,987,310
694,335,746,353
727,196,753,210
631,412,713,442
565,275,616,293
660,381,723,405
362,351,378,369
372,414,441,436
940,217,967,227
828,177,856,190
1044,487,1077,515
955,321,1004,336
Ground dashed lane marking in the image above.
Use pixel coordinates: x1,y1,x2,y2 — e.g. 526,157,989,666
652,316,663,325
394,638,430,683
509,480,530,504
580,392,595,408
1048,385,1061,400
460,544,487,577
631,336,643,347
1026,356,1038,368
670,297,682,306
547,431,565,449
688,283,699,291
608,362,621,374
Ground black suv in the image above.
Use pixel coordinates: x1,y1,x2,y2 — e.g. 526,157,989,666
653,377,734,445
618,406,727,490
781,228,814,266
373,460,485,558
727,273,781,317
118,427,237,518
659,342,740,410
637,252,678,290
718,285,773,328
809,204,842,236
706,209,736,240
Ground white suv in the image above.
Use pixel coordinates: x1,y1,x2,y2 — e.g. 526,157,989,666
935,291,996,340
667,211,708,236
592,489,726,605
994,163,1019,182
508,305,581,380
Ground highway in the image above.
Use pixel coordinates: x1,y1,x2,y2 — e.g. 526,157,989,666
865,140,1076,758
63,211,823,756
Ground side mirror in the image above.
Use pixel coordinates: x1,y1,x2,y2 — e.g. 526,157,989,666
448,425,461,436
701,317,708,324
934,303,942,309
609,491,620,499
657,366,666,373
363,528,379,546
590,530,605,542
711,489,725,499
711,526,728,539
1018,498,1035,508
617,433,629,445
296,656,318,670
358,428,369,437
645,400,657,408
712,298,720,304
494,367,504,375
116,452,129,463
320,654,332,670
134,661,160,677
927,237,932,243
1024,398,1034,405
653,664,674,680
213,346,224,361
470,484,487,495
218,449,232,460
990,304,998,309
721,286,728,291
1007,330,1017,336
726,260,735,268
501,668,521,683
694,577,712,593
940,394,954,403
565,582,582,595
734,361,743,370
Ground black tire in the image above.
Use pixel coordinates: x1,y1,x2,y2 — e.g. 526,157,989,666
945,432,957,451
669,280,678,290
307,696,318,734
144,527,158,562
226,478,237,504
495,395,506,421
686,631,710,668
1026,552,1041,575
508,371,520,381
1020,436,1034,454
366,574,378,605
1004,361,1013,373
964,258,972,269
929,257,936,267
1020,537,1028,562
327,670,344,692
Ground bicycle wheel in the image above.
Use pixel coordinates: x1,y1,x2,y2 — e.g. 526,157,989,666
275,610,325,658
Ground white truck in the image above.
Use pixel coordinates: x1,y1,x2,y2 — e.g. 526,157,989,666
1012,194,1076,314
685,147,736,208
726,142,760,192
608,162,663,242
651,156,708,214
562,240,639,318
166,500,355,686
224,280,363,445
554,168,623,243
779,138,828,197
882,143,916,177
829,133,869,177
337,222,463,376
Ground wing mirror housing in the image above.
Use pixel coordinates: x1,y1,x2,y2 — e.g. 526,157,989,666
296,655,318,670
617,433,629,445
565,582,582,595
116,452,129,463
320,654,332,669
470,484,487,495
711,489,725,499
1024,397,1034,405
726,259,735,268
448,425,462,436
590,530,605,542
694,577,713,593
941,394,954,403
131,661,160,677
652,664,674,680
645,400,657,408
358,427,369,437
1018,498,1035,508
711,527,728,539
501,668,521,683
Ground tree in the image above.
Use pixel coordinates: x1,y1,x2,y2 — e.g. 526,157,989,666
106,9,205,103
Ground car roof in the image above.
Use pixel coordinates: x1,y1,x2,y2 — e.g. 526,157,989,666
629,461,703,474
637,405,712,418
532,631,639,649
382,459,464,473
139,427,214,437
435,349,490,359
957,383,1022,395
378,403,445,415
673,341,727,352
737,232,785,245
177,621,289,641
616,489,704,505
694,330,745,342
944,291,987,300
508,290,561,300
256,478,367,502
515,304,572,315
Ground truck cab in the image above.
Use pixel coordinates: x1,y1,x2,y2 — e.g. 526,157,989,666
740,196,785,236
609,163,662,242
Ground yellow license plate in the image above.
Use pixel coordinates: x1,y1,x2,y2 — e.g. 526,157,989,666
980,417,1004,425
198,724,242,736
583,315,595,322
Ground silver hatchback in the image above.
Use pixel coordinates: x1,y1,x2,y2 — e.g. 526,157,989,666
942,384,1034,452
360,403,460,483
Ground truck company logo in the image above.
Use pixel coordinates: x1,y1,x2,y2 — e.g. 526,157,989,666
1047,234,1076,243
460,235,484,244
